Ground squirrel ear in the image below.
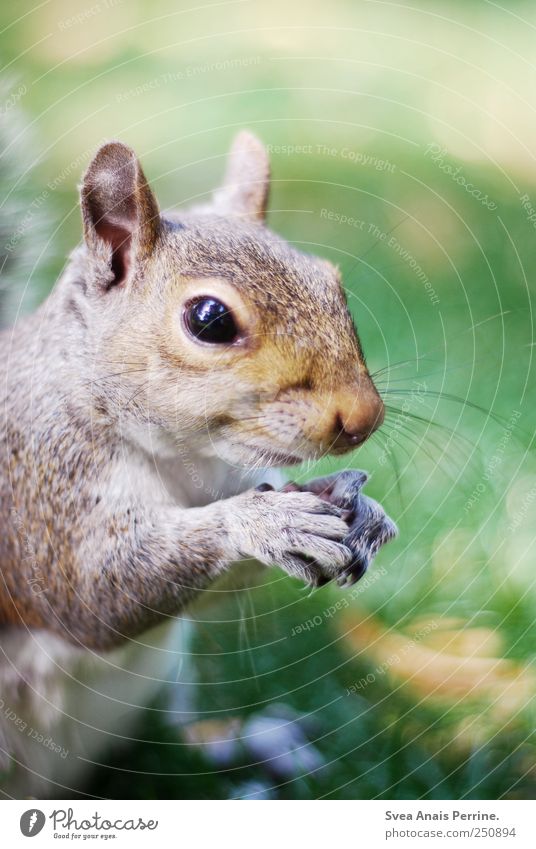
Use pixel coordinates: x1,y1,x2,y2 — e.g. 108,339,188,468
212,131,270,223
81,142,160,288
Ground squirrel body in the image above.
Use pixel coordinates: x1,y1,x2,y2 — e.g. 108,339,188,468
0,133,394,796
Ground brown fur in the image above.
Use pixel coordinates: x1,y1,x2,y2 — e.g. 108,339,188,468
0,134,385,652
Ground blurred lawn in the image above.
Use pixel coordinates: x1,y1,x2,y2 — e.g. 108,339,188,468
1,0,535,799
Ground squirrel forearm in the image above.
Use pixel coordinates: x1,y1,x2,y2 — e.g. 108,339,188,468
30,502,232,651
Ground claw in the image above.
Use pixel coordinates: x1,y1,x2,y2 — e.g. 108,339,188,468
277,471,397,589
315,575,331,587
347,555,369,583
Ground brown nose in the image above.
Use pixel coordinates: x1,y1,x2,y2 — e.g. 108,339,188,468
328,389,384,454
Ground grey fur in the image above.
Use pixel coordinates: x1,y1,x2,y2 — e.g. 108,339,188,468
0,133,396,796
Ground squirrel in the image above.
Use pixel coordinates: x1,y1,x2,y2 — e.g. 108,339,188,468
0,131,396,797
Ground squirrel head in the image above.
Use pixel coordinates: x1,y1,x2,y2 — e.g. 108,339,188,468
76,132,384,467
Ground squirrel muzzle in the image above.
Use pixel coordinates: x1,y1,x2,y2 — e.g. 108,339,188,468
308,379,385,455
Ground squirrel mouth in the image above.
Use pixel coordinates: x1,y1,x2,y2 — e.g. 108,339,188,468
263,449,303,467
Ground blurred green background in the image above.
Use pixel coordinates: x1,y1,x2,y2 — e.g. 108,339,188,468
1,0,535,799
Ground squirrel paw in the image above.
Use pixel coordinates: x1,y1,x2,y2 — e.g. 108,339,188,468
227,488,354,587
281,470,398,586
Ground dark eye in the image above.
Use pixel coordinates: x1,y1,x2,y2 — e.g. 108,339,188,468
184,297,239,345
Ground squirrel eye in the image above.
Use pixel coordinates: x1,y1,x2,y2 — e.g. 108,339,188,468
184,297,239,345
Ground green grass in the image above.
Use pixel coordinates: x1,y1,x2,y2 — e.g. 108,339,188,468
86,578,536,800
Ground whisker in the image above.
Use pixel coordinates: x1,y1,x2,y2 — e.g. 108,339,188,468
383,413,479,474
393,417,470,470
373,359,481,386
368,310,514,388
121,380,150,413
369,357,426,379
83,367,148,387
381,388,507,427
340,214,410,279
383,404,478,452
368,431,406,510
386,423,440,468
93,359,146,367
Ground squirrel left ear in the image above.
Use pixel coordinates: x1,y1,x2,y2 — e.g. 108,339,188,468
81,141,160,289
211,131,270,223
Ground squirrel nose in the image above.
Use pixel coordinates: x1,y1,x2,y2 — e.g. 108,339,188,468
330,392,385,453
